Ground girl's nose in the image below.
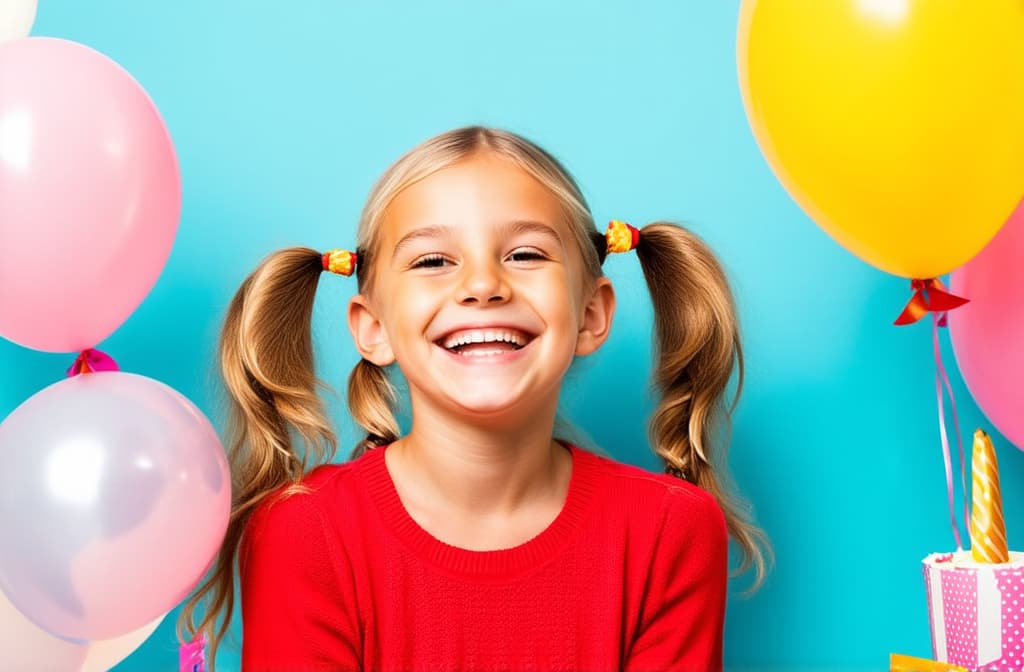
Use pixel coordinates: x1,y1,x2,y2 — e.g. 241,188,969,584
456,259,510,305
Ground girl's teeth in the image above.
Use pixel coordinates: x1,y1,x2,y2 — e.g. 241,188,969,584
442,329,526,349
459,348,507,357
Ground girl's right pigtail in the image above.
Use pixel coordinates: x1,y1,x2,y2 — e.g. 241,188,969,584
630,222,771,590
347,358,401,458
176,247,339,670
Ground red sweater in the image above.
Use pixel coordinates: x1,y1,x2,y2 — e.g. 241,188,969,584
240,443,728,671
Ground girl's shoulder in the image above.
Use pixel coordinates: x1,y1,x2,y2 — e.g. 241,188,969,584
579,446,724,526
576,446,727,563
583,447,718,502
245,452,373,531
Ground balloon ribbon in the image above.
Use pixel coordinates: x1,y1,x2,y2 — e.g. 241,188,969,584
66,348,120,377
894,278,971,549
893,277,968,326
930,311,970,551
179,632,206,672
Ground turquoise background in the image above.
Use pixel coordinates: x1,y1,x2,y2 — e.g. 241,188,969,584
3,1,1022,670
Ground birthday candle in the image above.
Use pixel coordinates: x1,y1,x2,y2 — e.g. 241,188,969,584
970,428,1009,564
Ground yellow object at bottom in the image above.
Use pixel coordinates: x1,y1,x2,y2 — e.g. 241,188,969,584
890,653,968,672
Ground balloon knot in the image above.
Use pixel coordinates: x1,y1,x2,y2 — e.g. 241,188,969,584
894,278,969,326
66,348,120,377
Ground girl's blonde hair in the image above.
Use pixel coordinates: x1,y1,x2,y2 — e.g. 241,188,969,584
176,126,771,668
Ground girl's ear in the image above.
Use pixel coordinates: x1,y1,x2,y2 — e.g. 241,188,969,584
347,295,396,366
575,277,616,356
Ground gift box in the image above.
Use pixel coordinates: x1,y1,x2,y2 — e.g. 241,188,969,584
923,551,1024,671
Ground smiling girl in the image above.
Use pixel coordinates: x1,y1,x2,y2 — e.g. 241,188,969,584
178,126,769,671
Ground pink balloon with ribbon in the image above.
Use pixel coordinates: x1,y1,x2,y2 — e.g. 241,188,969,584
949,200,1024,451
0,37,180,352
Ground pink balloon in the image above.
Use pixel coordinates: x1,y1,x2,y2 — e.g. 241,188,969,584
0,372,229,640
0,37,180,352
949,200,1024,450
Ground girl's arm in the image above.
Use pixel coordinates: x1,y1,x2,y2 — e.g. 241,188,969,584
625,486,729,672
240,492,362,672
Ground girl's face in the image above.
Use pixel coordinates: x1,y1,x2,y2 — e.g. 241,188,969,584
348,151,614,425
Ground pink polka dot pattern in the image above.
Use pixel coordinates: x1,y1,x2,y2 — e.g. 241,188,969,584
941,568,978,669
990,567,1024,672
924,566,939,659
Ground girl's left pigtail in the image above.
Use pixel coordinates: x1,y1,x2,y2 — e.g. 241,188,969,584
631,222,771,589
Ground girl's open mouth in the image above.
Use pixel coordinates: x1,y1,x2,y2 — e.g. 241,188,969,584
435,327,535,357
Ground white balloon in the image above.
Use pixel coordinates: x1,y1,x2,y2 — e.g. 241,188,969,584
0,581,165,671
79,613,166,672
0,586,86,671
0,0,37,42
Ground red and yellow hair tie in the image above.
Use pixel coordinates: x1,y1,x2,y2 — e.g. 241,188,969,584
606,220,640,254
322,249,357,276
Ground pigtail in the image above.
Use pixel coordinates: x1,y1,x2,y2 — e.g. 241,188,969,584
347,358,401,458
176,247,338,670
634,223,771,589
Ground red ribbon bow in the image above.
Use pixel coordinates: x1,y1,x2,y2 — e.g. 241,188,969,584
893,278,969,326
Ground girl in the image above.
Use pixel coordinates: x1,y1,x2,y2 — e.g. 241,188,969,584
178,126,769,671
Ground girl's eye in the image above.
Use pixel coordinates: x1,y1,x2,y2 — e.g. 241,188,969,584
508,248,546,262
410,254,451,269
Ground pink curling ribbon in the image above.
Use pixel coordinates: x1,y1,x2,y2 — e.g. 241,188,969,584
65,348,119,377
179,632,206,672
931,311,970,551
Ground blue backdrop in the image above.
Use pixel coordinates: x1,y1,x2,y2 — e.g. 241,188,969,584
4,1,1021,670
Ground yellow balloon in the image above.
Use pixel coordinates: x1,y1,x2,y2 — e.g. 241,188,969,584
737,0,1024,279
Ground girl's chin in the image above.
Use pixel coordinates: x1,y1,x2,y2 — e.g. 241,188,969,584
422,386,553,424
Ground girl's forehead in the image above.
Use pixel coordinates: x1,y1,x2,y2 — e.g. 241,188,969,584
380,154,567,240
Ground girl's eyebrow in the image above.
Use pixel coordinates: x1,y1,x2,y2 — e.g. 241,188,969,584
502,219,563,247
391,219,562,261
391,225,453,261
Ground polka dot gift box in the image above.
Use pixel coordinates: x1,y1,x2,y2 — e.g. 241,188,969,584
923,430,1022,671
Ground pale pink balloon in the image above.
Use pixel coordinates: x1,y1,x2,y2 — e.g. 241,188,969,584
0,372,230,640
0,37,180,352
949,201,1024,450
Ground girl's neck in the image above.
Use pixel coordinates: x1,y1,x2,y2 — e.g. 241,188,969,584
386,403,571,520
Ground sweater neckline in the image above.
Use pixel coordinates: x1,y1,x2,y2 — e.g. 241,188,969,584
356,442,599,579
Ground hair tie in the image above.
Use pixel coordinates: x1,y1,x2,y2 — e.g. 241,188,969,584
322,249,357,276
606,220,640,254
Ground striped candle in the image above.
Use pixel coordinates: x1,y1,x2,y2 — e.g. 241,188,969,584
970,429,1009,564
